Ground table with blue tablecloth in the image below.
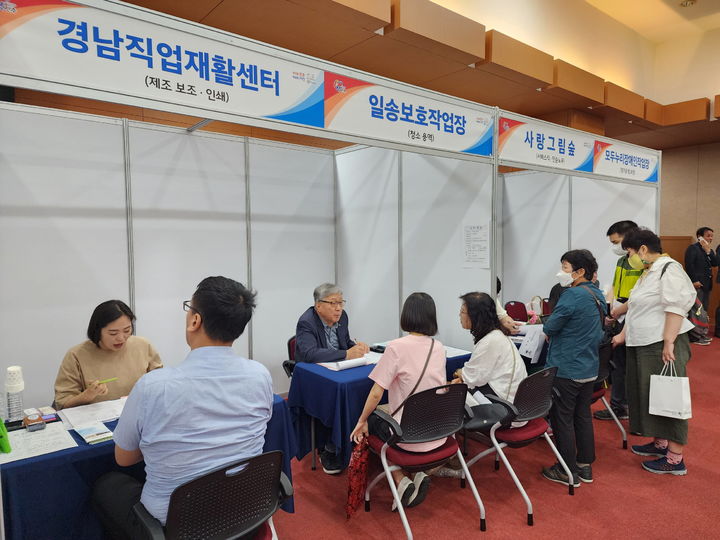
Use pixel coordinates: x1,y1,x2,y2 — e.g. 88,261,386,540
1,393,297,540
288,350,471,468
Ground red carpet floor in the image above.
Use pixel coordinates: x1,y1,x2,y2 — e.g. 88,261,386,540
274,341,720,539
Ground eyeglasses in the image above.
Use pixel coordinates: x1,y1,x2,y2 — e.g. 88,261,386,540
183,300,202,317
318,299,346,307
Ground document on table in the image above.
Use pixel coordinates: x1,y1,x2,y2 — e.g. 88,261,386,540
519,324,546,364
0,422,78,464
318,351,383,371
57,397,127,430
444,345,472,358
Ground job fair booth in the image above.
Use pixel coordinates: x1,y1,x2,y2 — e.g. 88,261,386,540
0,1,660,538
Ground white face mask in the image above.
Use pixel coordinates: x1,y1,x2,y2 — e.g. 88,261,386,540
556,270,574,288
611,244,626,256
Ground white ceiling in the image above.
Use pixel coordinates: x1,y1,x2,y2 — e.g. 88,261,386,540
585,0,720,43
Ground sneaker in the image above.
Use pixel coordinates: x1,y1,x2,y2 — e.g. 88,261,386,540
594,408,629,421
576,465,593,483
541,464,580,488
320,450,343,475
631,442,668,457
391,477,416,511
693,338,711,346
641,456,687,476
407,472,431,507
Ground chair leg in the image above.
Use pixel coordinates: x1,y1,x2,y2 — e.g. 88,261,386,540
455,450,486,531
365,470,388,512
462,428,468,456
465,445,497,469
490,431,532,526
310,417,316,470
380,446,413,540
542,433,574,496
268,516,277,540
494,454,500,471
601,396,627,449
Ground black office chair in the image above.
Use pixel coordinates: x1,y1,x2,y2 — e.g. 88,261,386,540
133,451,293,540
591,342,627,448
462,367,573,526
282,336,296,378
365,384,486,539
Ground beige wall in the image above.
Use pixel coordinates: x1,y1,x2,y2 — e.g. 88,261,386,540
654,28,720,104
433,0,655,96
660,142,720,237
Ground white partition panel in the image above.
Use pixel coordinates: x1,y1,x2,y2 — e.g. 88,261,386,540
571,176,658,291
249,141,335,393
0,108,128,408
502,172,570,306
336,147,400,343
401,153,493,350
130,125,248,367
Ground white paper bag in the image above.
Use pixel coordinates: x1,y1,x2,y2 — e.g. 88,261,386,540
649,362,692,420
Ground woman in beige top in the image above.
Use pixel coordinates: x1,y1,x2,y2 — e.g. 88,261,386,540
54,300,162,409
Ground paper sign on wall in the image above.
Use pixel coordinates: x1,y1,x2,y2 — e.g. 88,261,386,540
462,222,490,269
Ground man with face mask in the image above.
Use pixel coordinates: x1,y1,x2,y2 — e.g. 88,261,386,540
594,220,641,421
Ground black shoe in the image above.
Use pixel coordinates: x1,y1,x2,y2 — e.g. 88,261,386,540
641,456,687,476
320,450,343,475
541,464,580,488
577,465,593,483
391,477,416,511
594,407,629,421
407,472,431,507
631,442,667,457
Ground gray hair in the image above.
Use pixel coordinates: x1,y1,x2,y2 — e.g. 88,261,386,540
314,283,342,302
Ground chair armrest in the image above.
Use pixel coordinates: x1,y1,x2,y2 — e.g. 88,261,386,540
486,394,520,418
133,502,165,540
371,409,403,445
282,360,296,378
464,403,474,420
279,472,293,500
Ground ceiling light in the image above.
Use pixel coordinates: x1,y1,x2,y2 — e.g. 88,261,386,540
679,0,695,7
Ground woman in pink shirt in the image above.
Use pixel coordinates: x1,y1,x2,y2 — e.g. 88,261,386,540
350,292,447,510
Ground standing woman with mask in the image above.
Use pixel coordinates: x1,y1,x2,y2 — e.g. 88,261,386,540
613,228,696,475
541,250,606,487
54,300,162,409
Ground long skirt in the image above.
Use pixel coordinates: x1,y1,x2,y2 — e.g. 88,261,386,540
626,332,691,445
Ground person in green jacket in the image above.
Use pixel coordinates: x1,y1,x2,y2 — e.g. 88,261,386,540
542,249,607,488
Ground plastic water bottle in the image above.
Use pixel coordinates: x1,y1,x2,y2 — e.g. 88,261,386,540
5,366,25,422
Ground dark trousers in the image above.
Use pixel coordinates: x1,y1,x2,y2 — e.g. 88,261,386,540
609,344,627,410
697,286,711,313
550,378,595,475
92,471,148,540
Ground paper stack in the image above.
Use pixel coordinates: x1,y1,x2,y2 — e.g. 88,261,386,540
75,422,114,445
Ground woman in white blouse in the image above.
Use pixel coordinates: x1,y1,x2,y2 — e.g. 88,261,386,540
613,228,696,476
452,292,526,402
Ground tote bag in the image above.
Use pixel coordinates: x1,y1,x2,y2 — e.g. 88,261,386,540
649,361,692,420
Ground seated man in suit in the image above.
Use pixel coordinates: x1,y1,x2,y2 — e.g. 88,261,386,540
294,283,368,475
92,277,273,538
295,283,368,363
